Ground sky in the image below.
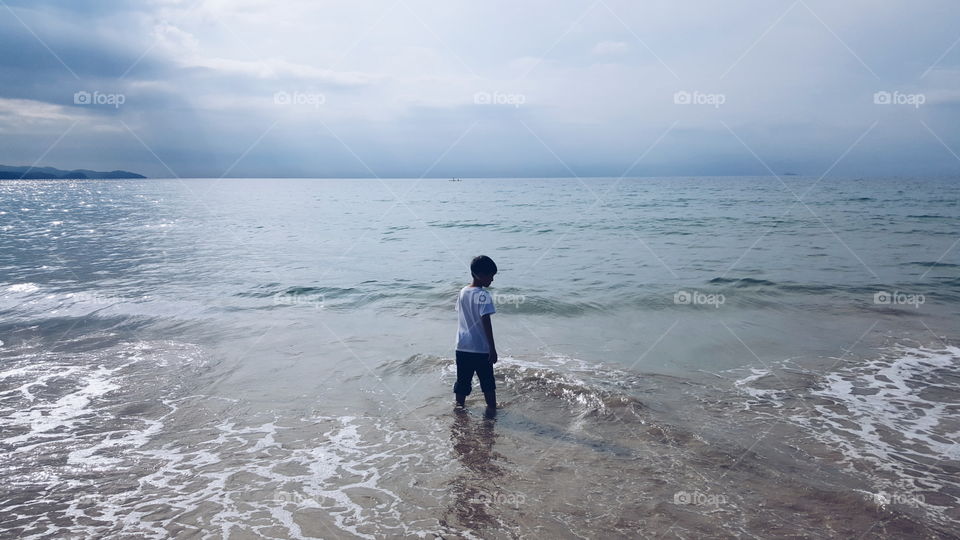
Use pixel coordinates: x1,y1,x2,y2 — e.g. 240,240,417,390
1,0,959,178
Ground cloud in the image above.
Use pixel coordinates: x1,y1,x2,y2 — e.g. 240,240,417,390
150,21,381,87
182,56,381,86
0,0,959,177
0,98,78,128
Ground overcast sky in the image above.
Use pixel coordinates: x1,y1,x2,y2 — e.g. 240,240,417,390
1,0,959,178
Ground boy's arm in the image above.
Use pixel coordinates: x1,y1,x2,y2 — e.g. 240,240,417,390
481,314,497,364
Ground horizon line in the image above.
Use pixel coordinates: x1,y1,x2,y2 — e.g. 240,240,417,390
6,173,958,181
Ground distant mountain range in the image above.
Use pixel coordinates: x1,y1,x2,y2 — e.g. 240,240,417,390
0,164,146,180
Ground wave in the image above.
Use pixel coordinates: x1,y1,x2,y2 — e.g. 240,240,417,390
426,221,497,228
235,284,358,299
706,277,873,294
6,277,957,331
378,353,661,419
707,276,955,299
902,261,960,269
708,277,778,288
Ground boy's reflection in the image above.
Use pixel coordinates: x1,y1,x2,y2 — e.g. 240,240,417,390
445,408,504,530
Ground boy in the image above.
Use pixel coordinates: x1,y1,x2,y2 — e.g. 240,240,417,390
454,255,498,410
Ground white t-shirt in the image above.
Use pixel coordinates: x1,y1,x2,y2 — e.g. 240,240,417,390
455,286,496,353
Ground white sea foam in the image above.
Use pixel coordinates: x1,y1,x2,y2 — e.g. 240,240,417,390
78,414,454,539
735,344,960,525
6,365,121,446
2,339,459,539
733,368,777,409
7,282,39,293
808,345,959,464
1,340,207,536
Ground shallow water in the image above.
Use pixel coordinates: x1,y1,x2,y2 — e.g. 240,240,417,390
1,176,958,538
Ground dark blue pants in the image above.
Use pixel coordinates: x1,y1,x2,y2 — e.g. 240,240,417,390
453,350,495,395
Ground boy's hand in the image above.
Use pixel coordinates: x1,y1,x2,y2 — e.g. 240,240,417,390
480,314,496,364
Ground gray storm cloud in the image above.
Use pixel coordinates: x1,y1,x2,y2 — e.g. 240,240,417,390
1,0,958,178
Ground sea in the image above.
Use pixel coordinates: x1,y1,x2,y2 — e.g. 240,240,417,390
1,176,958,539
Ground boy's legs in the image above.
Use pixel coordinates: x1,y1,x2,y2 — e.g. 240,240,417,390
453,351,476,406
483,390,497,410
475,356,496,409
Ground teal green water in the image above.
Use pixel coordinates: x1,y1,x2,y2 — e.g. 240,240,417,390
1,177,958,538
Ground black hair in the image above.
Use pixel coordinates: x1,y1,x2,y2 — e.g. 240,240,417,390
470,255,498,276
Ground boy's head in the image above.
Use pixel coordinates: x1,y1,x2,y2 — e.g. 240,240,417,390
470,255,497,287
